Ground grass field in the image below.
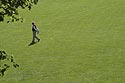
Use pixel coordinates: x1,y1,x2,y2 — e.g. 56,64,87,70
0,0,125,83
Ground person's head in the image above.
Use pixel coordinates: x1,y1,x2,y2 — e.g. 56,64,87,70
32,22,35,25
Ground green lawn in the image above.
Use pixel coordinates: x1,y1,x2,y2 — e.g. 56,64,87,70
0,0,125,83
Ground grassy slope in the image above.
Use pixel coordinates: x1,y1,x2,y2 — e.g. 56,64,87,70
0,0,125,83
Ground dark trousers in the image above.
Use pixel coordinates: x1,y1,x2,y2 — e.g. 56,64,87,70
32,31,40,42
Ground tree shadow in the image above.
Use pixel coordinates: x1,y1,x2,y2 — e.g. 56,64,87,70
28,42,38,46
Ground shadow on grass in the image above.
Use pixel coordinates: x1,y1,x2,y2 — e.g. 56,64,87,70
28,42,38,46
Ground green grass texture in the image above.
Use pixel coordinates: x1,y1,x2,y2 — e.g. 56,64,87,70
0,0,125,83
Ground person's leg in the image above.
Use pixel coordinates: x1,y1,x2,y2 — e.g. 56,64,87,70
32,31,36,43
35,35,40,42
34,32,40,42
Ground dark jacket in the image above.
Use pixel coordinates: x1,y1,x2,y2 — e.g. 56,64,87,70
32,25,37,31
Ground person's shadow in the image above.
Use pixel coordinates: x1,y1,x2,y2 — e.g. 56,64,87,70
28,42,38,46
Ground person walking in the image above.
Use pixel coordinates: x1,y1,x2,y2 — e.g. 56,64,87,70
31,22,40,43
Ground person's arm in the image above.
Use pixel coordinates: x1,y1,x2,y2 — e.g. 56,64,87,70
35,25,39,33
33,25,37,31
